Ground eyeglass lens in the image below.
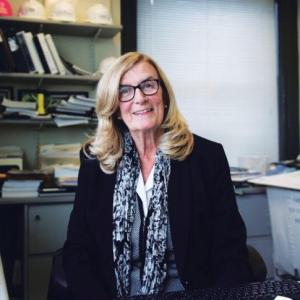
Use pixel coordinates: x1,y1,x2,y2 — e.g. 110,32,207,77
119,79,159,102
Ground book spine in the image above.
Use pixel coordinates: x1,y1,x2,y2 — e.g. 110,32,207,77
15,31,37,74
33,35,50,73
45,34,66,75
36,33,58,75
24,32,45,74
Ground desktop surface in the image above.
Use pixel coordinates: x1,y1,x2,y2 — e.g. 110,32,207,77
120,280,300,300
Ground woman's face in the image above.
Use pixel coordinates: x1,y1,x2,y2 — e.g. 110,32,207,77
118,61,165,136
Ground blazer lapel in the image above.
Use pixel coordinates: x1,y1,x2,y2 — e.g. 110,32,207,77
168,159,192,278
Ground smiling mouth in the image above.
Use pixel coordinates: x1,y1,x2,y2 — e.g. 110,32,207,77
132,108,153,115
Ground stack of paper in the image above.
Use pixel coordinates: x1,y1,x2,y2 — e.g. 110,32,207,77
2,179,42,198
230,166,261,183
0,145,24,173
54,164,79,186
51,95,96,127
39,143,81,170
39,143,81,186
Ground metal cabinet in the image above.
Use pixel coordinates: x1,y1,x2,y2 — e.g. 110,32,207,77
236,191,274,279
24,200,73,300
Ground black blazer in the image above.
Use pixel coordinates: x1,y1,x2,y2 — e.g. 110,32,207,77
63,135,252,300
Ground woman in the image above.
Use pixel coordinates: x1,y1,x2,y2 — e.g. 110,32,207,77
63,52,252,299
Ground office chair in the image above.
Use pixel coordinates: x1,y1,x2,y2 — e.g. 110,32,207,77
47,245,267,300
247,245,267,282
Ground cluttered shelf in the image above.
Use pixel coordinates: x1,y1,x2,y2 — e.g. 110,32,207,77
0,72,100,85
0,16,122,38
0,118,97,126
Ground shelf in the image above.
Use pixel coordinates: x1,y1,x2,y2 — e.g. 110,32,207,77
0,16,122,38
0,72,100,85
0,119,97,126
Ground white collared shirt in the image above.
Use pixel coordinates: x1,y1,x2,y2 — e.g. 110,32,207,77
136,166,155,218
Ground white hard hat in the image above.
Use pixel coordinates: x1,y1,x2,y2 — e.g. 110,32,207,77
18,0,46,19
49,0,76,22
98,56,117,74
85,3,112,25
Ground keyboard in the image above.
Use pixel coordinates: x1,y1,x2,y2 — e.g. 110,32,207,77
121,280,300,300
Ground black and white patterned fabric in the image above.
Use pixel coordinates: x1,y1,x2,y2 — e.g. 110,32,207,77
112,132,171,297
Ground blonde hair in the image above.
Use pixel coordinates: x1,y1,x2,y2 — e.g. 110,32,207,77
89,52,194,174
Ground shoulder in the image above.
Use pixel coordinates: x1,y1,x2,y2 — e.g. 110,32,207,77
191,134,224,160
183,134,229,179
78,150,103,179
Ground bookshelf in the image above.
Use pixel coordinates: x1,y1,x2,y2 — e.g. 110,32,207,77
0,3,121,300
0,7,122,169
0,72,100,85
0,16,122,38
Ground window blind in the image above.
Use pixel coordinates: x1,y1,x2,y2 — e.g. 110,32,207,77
137,0,278,167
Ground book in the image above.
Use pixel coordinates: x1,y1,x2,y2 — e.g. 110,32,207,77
68,95,96,108
2,179,42,198
45,34,66,75
24,32,45,74
2,97,36,110
33,34,50,73
15,31,37,73
34,33,58,74
0,28,15,72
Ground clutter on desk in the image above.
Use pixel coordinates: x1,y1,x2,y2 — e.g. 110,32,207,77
39,142,81,187
0,145,24,178
2,179,42,198
230,166,262,184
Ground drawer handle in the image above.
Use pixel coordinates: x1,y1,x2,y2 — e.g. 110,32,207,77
35,215,41,221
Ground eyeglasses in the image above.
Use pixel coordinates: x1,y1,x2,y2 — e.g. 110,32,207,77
119,79,160,102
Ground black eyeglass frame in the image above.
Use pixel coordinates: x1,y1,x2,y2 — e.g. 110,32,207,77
119,79,161,102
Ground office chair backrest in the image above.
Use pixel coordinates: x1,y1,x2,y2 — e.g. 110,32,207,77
0,255,9,300
247,245,267,282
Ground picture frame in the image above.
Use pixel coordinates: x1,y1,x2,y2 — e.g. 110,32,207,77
0,86,14,101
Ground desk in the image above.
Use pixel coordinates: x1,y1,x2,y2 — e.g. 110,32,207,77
0,193,74,300
0,190,274,299
235,188,274,278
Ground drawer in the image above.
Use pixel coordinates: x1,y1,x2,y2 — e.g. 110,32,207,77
28,203,73,254
28,255,53,300
236,193,271,236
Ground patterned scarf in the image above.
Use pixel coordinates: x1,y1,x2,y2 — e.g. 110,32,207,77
112,132,171,297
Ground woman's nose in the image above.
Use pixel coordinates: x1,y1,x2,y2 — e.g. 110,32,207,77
133,88,147,104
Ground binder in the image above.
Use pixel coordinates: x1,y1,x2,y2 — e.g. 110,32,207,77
45,34,66,75
34,33,58,74
0,28,15,72
33,34,50,73
15,31,37,73
5,29,28,73
24,32,45,74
